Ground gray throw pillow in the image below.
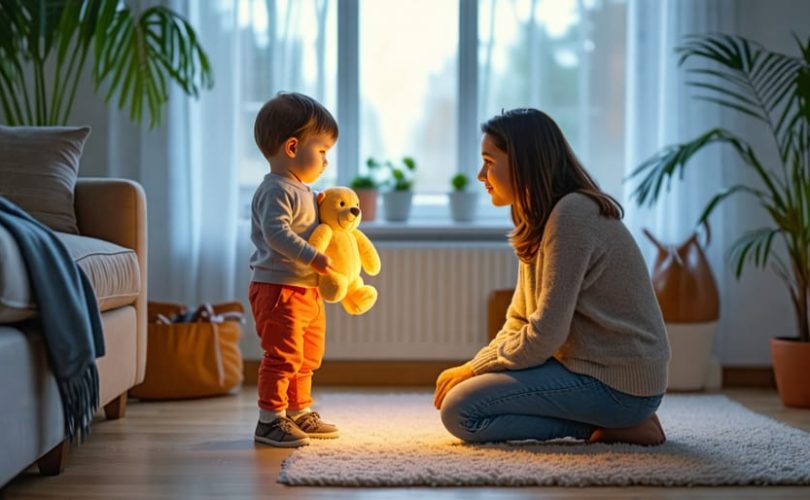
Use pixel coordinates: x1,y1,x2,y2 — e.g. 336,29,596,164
0,125,91,234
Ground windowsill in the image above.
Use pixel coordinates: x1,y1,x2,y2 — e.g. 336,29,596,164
359,219,511,241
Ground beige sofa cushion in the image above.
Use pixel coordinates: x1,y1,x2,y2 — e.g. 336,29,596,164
0,125,91,234
0,228,140,320
56,233,141,312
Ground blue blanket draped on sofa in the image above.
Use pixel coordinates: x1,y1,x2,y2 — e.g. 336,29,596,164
0,196,104,441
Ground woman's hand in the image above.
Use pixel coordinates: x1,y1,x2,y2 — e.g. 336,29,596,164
433,363,475,409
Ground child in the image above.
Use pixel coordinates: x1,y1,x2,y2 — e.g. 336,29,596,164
434,108,671,446
249,92,339,447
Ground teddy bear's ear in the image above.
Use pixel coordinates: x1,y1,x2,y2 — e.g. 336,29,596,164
317,192,326,206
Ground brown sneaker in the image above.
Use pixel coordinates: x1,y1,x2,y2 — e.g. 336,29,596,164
589,413,666,446
254,417,310,447
293,411,340,439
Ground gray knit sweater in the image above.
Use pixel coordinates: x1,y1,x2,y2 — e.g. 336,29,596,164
470,192,670,397
250,172,319,287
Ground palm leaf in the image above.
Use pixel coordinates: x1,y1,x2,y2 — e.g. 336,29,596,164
0,5,25,123
641,33,810,341
677,34,804,162
691,94,766,121
729,228,782,278
627,127,785,211
0,0,212,128
697,185,773,225
93,5,212,128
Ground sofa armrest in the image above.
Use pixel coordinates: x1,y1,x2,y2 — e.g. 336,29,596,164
74,178,148,384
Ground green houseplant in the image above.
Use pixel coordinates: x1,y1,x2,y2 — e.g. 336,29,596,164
367,156,417,221
451,173,469,192
0,0,212,128
448,173,478,222
629,33,810,407
349,163,380,223
367,156,417,191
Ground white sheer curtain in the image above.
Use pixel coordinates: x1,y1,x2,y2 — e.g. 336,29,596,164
623,0,737,372
623,0,736,259
82,0,241,306
622,0,797,367
183,1,241,305
478,0,628,200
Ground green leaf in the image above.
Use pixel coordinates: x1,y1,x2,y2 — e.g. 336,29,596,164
0,0,212,127
692,95,766,121
697,185,768,225
451,173,469,191
729,228,782,278
686,81,761,110
677,33,805,168
687,67,750,90
627,127,790,216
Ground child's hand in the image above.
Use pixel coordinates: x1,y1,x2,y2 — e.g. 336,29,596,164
311,252,332,275
433,364,475,409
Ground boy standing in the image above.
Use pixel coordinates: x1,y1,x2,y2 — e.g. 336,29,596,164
249,92,339,447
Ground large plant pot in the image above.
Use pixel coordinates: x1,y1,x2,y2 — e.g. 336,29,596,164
355,189,378,222
771,337,810,408
666,321,716,391
382,191,412,222
449,191,479,222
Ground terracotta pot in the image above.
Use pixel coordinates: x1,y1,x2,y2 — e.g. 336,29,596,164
771,337,810,408
355,189,378,222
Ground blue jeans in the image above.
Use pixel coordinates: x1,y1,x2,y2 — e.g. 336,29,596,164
440,358,663,443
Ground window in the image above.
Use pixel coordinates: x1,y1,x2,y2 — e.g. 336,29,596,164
359,0,458,196
236,0,338,212
478,0,627,198
233,0,626,220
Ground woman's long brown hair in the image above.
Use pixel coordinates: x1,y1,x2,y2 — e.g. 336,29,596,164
481,108,623,263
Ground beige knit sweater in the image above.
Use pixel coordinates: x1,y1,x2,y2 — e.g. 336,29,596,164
470,192,671,396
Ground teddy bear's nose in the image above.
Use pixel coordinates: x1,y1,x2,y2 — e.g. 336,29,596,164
350,207,360,217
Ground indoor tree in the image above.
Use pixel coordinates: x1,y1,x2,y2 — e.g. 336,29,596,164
629,34,810,342
0,0,213,128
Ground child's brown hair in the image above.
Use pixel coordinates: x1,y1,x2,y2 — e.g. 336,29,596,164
254,92,338,159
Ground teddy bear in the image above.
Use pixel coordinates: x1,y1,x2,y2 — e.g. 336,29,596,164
309,187,381,315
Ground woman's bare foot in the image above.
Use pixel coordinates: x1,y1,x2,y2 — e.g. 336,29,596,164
588,413,666,446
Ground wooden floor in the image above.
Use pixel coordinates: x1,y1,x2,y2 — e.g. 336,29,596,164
3,387,810,499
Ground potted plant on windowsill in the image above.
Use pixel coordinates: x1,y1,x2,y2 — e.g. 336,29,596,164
448,173,478,222
368,156,417,222
349,173,379,223
628,34,810,407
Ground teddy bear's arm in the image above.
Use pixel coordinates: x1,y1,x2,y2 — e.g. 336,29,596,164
309,224,334,253
353,229,381,276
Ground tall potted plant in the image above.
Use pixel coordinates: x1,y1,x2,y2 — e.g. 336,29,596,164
0,0,212,128
629,34,810,407
368,156,417,222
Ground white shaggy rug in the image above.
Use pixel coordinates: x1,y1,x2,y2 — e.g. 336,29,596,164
278,392,810,487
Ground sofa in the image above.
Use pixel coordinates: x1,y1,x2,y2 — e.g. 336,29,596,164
0,178,147,486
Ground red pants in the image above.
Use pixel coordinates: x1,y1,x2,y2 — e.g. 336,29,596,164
249,282,326,411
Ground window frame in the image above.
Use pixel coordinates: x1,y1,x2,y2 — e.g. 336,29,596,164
239,0,616,225
336,0,497,221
